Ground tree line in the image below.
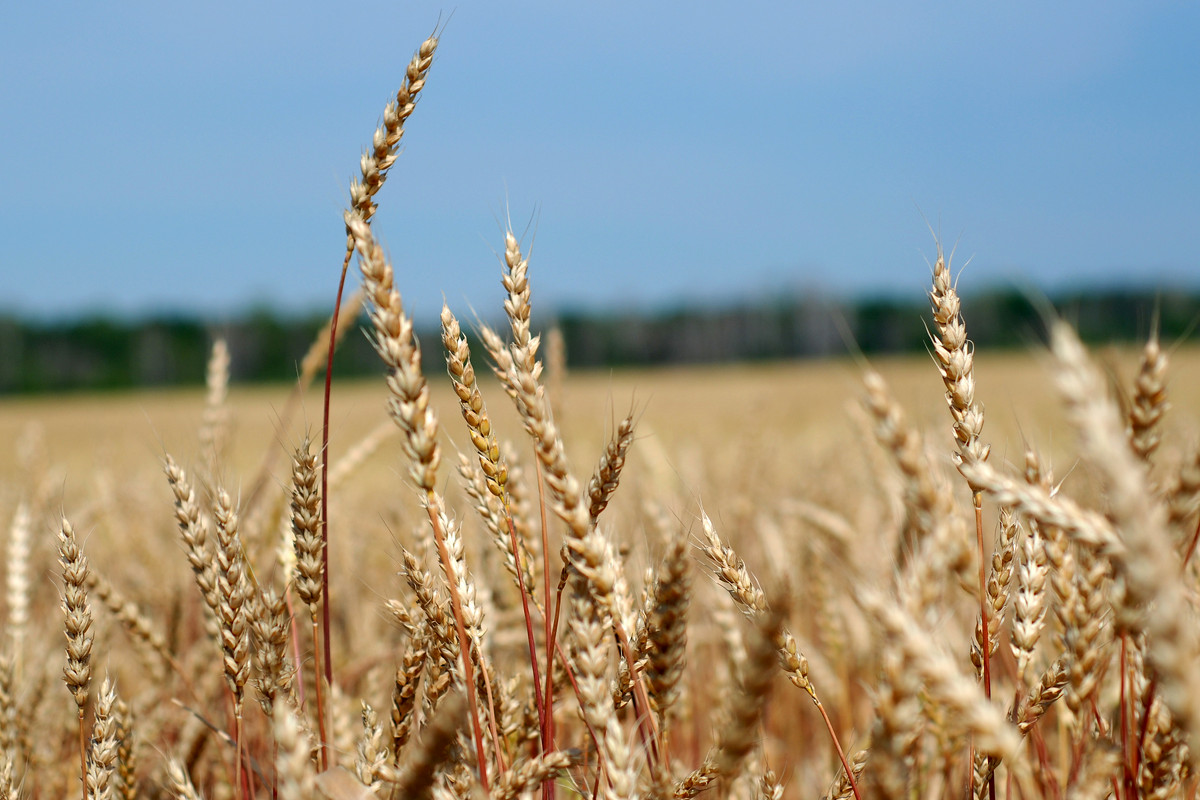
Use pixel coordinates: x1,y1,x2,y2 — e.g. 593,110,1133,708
0,288,1194,394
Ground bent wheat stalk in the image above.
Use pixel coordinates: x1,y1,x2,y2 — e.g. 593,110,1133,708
319,34,440,737
348,212,491,790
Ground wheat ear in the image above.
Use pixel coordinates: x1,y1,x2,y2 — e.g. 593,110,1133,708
199,337,230,475
443,303,547,748
495,751,572,800
85,678,118,800
213,489,251,706
58,516,93,800
164,456,221,621
971,510,1017,680
251,585,295,718
165,759,203,800
355,701,390,787
288,436,329,765
823,747,869,800
1129,330,1168,462
1010,501,1049,685
4,504,29,673
644,533,690,736
390,636,426,761
568,585,637,800
482,230,652,771
112,698,135,800
588,412,635,526
0,654,16,787
1167,446,1200,543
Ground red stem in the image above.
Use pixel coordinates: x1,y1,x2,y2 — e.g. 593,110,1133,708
76,711,87,800
1181,514,1200,572
815,698,861,800
477,647,506,776
1120,635,1134,800
504,506,547,742
316,247,352,763
974,499,995,800
311,614,329,770
535,456,557,800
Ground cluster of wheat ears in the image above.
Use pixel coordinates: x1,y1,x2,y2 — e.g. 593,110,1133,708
3,31,1200,800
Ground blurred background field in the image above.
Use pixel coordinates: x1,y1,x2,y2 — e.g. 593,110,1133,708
6,343,1200,521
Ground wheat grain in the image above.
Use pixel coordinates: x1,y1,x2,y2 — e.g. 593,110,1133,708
250,586,295,717
927,246,990,487
112,698,135,800
643,533,690,729
85,678,118,800
198,338,230,474
213,488,251,706
1129,331,1169,462
4,504,29,666
1010,509,1049,685
443,304,507,499
58,518,92,713
354,701,391,787
390,637,426,760
165,759,203,800
290,438,323,610
588,413,635,526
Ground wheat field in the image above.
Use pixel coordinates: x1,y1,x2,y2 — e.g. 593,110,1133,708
3,30,1200,800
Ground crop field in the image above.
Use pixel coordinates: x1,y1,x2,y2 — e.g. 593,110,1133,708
4,29,1200,800
3,322,1200,800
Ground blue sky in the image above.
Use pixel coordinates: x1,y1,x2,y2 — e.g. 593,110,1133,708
1,1,1197,322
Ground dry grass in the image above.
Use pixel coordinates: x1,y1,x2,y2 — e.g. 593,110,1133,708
4,28,1200,800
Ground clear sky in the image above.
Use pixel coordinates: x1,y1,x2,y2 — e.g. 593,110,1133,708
2,1,1197,322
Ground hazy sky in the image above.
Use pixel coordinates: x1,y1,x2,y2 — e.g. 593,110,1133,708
2,1,1197,321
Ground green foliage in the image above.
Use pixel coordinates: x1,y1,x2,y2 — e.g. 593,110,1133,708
1,289,1195,393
